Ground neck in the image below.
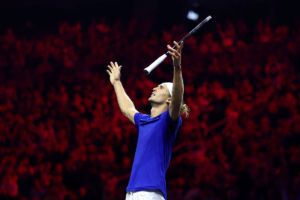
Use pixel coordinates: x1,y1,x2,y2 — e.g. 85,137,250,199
150,103,168,118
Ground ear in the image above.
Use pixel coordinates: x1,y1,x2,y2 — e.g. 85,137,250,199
166,97,171,105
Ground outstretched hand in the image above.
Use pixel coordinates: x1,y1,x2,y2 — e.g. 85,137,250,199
167,41,183,68
107,61,122,85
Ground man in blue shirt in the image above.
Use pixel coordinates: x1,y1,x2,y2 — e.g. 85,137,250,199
107,41,188,200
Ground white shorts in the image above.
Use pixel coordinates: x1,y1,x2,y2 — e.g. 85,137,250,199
125,190,165,200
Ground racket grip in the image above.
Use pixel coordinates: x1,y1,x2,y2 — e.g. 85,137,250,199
144,54,168,75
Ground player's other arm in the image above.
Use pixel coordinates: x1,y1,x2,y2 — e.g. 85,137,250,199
107,62,138,124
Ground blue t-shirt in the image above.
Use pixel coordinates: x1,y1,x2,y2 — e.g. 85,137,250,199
126,109,182,200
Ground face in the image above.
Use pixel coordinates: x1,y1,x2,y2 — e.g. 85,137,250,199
148,84,171,105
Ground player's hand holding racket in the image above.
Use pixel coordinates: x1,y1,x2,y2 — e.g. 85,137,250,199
167,41,183,68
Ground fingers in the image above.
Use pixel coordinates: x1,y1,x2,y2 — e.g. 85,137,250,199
167,44,180,59
108,61,121,71
110,61,116,69
177,41,184,51
173,41,183,53
167,41,183,52
114,62,119,68
107,64,113,72
173,41,180,49
106,70,112,76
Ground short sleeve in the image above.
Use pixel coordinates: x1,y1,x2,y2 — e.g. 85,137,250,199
134,112,142,128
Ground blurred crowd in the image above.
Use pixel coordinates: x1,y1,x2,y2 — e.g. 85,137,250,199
0,18,299,199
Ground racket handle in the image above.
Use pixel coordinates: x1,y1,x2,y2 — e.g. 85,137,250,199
144,54,168,75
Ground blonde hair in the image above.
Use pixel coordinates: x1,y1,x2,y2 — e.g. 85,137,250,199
165,88,190,118
180,103,190,118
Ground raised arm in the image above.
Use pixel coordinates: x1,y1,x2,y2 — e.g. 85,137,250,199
167,41,184,121
106,62,138,124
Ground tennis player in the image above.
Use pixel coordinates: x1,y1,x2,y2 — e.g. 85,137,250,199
107,41,188,200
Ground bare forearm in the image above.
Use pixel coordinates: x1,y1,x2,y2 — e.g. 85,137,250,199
107,61,138,123
113,80,136,114
171,66,184,118
167,41,184,119
172,66,184,102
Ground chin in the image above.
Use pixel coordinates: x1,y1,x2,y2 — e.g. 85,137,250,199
148,97,153,103
148,97,157,104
